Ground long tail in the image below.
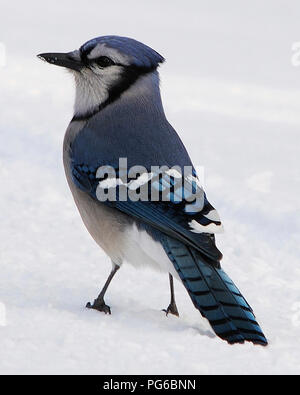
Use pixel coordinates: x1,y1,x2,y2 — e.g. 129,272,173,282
161,235,268,346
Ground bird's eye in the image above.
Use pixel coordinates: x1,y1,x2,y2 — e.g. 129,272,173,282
95,56,115,67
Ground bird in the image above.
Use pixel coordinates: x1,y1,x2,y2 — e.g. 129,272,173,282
38,35,268,345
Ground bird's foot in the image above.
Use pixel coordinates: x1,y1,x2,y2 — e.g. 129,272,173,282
86,299,111,314
163,302,179,317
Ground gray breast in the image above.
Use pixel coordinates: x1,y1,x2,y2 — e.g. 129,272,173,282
63,120,133,265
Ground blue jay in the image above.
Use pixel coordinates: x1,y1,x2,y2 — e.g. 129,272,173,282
38,36,267,345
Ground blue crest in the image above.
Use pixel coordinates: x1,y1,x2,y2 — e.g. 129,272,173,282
80,35,165,68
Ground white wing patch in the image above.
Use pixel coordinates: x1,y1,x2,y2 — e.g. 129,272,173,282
98,178,124,188
203,209,221,222
165,168,182,178
128,172,154,190
189,219,224,234
98,173,154,190
96,169,223,235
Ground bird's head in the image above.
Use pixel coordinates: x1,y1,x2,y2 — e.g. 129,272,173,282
38,35,165,119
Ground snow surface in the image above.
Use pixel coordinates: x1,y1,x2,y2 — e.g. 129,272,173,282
1,0,300,374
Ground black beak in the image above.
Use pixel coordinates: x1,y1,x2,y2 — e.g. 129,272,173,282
37,52,83,72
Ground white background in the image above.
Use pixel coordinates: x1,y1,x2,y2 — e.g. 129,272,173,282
1,0,300,374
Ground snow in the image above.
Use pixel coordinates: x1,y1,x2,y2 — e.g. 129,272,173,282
1,0,300,374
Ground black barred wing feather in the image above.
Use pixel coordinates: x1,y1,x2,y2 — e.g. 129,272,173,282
162,235,268,345
71,163,223,261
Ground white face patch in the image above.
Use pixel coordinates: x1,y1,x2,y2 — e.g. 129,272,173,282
70,43,160,119
71,44,134,117
72,62,123,117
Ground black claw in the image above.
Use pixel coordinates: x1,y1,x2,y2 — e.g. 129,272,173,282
163,303,179,317
86,300,111,314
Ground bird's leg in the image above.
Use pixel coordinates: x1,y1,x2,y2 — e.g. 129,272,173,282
86,264,120,314
163,273,179,317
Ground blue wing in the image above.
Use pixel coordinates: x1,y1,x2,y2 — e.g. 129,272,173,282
71,160,223,261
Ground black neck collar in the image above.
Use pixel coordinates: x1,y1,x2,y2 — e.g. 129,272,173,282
72,65,157,122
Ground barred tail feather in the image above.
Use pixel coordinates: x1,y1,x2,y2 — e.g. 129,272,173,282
161,235,268,346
